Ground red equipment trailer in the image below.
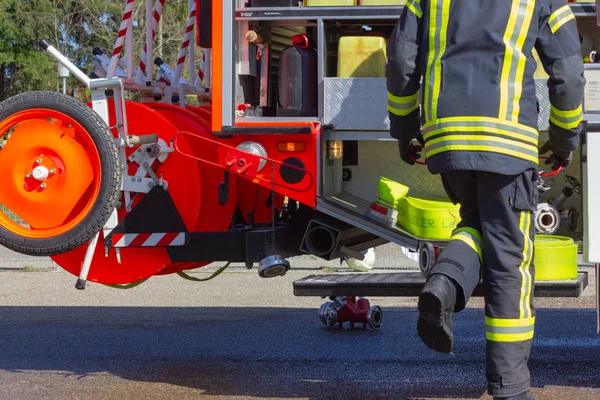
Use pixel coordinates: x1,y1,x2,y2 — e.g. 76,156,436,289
0,0,597,332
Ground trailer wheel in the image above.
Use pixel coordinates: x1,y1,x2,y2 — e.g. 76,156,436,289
0,91,120,256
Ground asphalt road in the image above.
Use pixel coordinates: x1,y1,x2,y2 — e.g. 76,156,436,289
0,261,598,400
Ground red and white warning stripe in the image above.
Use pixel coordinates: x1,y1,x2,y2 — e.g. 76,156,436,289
172,1,197,87
108,0,135,78
139,0,165,78
111,233,186,248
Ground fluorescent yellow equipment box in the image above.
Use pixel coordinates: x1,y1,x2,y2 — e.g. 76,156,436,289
305,0,357,5
360,0,406,4
337,36,387,77
396,197,460,240
534,235,578,281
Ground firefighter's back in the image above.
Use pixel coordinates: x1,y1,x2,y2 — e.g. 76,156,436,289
413,0,583,175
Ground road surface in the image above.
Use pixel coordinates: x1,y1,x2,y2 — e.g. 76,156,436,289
0,259,597,400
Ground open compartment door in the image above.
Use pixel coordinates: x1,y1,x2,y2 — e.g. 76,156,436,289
581,62,600,334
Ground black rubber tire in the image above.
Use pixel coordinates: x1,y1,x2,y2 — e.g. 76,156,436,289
419,242,435,277
0,91,121,256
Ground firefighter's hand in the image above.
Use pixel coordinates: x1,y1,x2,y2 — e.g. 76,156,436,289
398,135,425,166
539,141,572,170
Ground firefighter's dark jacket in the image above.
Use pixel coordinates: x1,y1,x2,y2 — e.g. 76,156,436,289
386,0,586,175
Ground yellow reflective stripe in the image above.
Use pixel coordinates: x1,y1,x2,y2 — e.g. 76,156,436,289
550,104,583,129
486,331,534,342
511,0,535,121
485,315,535,342
424,0,438,122
431,0,450,121
424,125,538,145
485,316,535,327
518,211,534,319
550,104,582,119
499,0,522,119
426,134,538,153
548,5,575,33
423,116,539,136
388,104,420,116
388,92,419,116
499,0,535,120
425,144,539,164
451,231,483,263
406,0,423,18
454,227,482,242
388,92,418,104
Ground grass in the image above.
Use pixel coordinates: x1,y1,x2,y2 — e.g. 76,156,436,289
23,265,40,272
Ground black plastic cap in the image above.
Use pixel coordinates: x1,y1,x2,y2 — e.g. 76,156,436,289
39,39,50,50
154,57,164,66
75,279,86,290
92,47,104,56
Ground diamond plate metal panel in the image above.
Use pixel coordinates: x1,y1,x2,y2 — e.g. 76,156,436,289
324,78,390,131
341,141,447,202
536,78,550,132
324,77,552,132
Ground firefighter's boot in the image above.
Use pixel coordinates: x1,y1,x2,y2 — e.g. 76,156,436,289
417,273,457,353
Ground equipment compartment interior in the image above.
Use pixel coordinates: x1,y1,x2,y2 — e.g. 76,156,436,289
233,1,600,249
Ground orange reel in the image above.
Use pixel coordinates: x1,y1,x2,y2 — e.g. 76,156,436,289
146,103,237,275
51,100,206,284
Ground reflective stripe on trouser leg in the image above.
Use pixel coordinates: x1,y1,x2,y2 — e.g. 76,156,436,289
429,171,483,312
478,170,536,398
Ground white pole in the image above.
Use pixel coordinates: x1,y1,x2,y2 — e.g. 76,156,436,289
146,0,154,84
188,0,195,84
126,18,134,79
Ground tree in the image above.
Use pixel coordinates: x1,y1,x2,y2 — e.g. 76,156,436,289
0,0,198,101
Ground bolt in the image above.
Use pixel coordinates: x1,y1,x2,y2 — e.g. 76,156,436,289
35,158,42,165
131,177,136,182
40,184,46,189
137,178,142,182
26,173,32,179
49,169,55,175
148,182,154,188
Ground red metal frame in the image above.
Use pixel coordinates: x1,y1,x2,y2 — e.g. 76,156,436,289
175,129,318,207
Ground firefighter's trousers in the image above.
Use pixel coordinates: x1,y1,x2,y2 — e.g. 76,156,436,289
430,168,538,398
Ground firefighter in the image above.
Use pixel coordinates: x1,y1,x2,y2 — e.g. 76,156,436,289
386,0,585,399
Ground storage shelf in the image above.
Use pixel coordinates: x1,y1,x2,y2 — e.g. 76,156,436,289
236,3,596,20
237,6,403,20
571,2,596,17
324,130,394,141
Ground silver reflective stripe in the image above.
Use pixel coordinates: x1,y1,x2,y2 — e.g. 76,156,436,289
453,231,482,251
505,0,530,120
406,0,423,18
388,99,418,115
486,325,534,334
425,137,538,157
550,111,582,128
549,6,574,33
423,119,538,143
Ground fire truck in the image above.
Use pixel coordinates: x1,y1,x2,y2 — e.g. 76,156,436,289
0,0,598,332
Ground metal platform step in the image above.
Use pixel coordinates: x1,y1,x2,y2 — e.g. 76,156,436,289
294,270,589,298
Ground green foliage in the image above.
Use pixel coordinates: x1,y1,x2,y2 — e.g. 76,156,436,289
0,0,196,101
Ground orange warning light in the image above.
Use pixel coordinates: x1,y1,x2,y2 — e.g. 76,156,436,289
278,142,306,152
